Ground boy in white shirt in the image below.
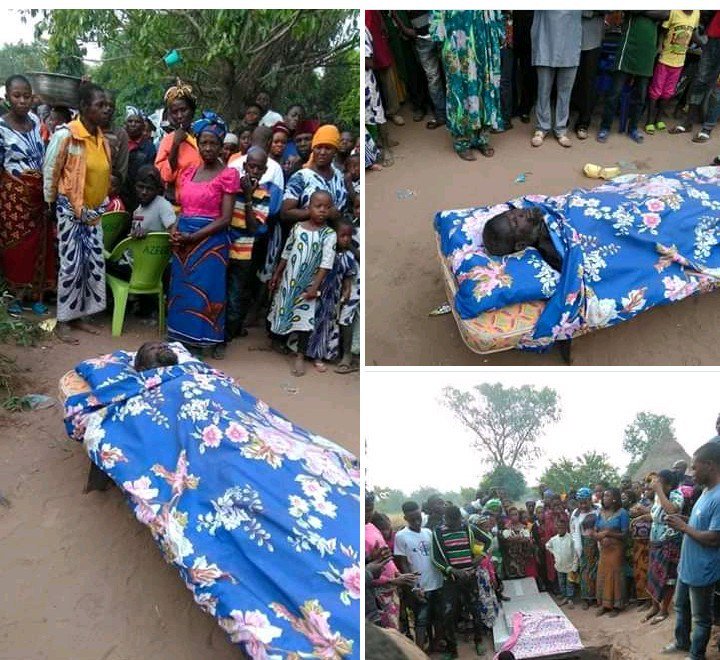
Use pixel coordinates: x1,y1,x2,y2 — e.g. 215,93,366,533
394,500,444,650
546,518,578,607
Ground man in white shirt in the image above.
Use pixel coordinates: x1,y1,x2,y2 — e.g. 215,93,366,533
228,126,285,191
394,500,444,650
257,90,284,128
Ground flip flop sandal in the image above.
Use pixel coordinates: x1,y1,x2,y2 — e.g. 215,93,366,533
656,121,667,131
645,124,656,134
479,145,495,157
596,129,610,143
629,129,644,144
650,613,669,625
6,300,23,317
457,149,477,161
669,125,689,134
27,302,49,315
313,360,327,373
426,118,444,130
693,131,711,143
334,363,359,374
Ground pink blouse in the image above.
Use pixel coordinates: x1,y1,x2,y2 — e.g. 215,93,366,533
178,165,239,219
365,522,399,586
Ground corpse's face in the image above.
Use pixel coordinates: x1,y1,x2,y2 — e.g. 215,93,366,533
135,342,178,370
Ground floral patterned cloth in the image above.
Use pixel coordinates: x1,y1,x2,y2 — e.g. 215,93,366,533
63,345,360,659
430,11,504,152
499,611,584,658
435,167,720,350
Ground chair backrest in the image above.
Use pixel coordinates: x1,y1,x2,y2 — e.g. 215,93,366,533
109,232,171,292
101,211,130,252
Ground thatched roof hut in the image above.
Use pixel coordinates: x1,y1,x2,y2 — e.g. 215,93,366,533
630,437,692,481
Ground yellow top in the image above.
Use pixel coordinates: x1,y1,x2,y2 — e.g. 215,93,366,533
659,10,700,68
75,121,111,209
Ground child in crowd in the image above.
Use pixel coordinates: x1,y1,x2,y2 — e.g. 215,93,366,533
336,193,360,373
268,190,337,377
646,10,701,134
238,128,253,156
306,217,357,371
226,147,281,341
344,151,361,197
106,173,126,212
222,133,240,164
546,518,578,608
106,165,175,281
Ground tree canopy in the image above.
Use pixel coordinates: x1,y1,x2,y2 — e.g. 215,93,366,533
0,41,48,87
25,9,358,127
441,383,561,470
623,412,676,475
480,465,527,501
540,451,620,494
373,485,479,517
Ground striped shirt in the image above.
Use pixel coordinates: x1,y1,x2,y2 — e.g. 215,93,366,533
432,524,486,575
229,181,282,261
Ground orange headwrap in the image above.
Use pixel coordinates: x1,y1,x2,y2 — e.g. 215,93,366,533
304,124,340,168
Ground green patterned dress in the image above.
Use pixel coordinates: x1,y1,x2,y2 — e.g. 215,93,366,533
430,10,504,153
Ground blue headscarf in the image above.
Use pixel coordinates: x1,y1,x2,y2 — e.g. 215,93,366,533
191,110,227,141
576,487,592,500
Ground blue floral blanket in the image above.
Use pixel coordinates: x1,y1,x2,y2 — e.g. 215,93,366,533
435,167,720,350
63,345,360,659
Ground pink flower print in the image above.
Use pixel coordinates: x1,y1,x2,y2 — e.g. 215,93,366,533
642,213,661,230
662,275,698,301
225,421,249,444
645,198,665,213
219,610,283,659
256,426,296,457
144,374,162,389
452,29,468,50
269,414,294,434
123,476,158,501
314,498,338,518
298,476,328,500
201,424,223,449
133,500,159,525
100,444,128,469
341,565,361,600
151,450,199,496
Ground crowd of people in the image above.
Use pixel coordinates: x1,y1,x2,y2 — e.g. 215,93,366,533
365,10,720,166
365,435,720,659
0,74,360,375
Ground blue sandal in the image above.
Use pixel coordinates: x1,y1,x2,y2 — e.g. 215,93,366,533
6,300,23,317
629,129,644,144
27,301,49,315
596,129,610,143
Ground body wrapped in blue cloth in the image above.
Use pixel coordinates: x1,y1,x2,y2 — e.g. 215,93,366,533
63,343,360,659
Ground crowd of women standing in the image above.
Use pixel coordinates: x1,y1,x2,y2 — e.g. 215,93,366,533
0,74,360,375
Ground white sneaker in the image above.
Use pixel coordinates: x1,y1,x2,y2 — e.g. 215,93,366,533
531,130,545,147
557,134,572,148
391,114,405,126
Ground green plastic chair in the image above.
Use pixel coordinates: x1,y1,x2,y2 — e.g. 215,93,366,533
101,210,130,256
105,232,171,337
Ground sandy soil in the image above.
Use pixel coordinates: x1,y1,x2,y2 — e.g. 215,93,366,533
439,601,720,659
0,317,358,659
365,110,720,366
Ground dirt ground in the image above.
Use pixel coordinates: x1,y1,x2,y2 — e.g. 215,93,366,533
0,316,358,659
365,109,720,366
440,601,720,659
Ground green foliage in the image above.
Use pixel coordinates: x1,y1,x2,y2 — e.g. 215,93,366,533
541,451,621,494
441,383,561,470
480,464,527,501
27,9,358,125
0,41,48,84
623,412,676,475
374,484,478,517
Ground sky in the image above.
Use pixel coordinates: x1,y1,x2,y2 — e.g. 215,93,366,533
0,10,102,60
365,370,719,494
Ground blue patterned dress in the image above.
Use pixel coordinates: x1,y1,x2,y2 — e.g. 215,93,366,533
267,223,337,336
306,249,358,360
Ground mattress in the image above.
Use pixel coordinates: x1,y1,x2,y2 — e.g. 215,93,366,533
435,232,548,353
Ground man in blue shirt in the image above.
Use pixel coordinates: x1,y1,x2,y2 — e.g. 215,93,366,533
661,441,720,659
